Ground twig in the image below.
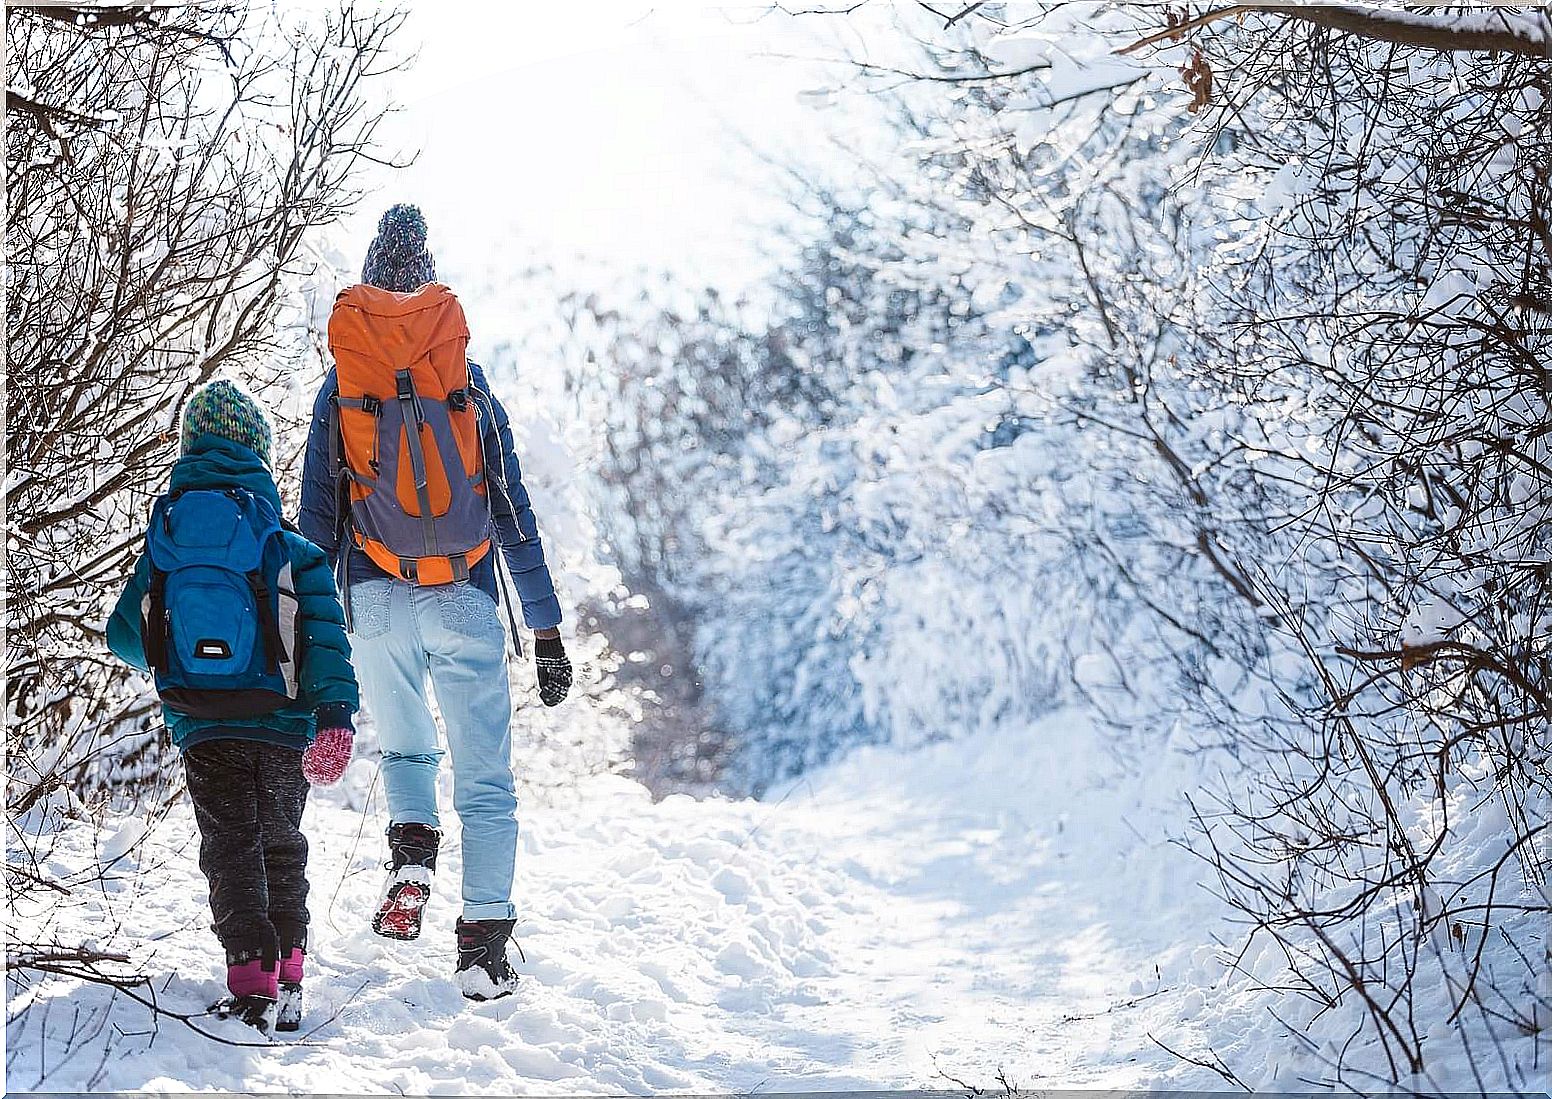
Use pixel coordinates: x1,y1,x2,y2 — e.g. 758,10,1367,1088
1148,1032,1252,1091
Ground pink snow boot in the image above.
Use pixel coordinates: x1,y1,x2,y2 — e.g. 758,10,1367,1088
279,947,304,984
227,955,280,999
213,953,279,1037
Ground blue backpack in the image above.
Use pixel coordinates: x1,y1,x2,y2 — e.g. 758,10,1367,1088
141,488,301,719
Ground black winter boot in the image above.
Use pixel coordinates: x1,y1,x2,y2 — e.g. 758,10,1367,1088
372,822,440,941
273,919,307,1033
454,917,521,1001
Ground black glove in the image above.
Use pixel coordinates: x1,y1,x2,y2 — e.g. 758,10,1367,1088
534,636,572,707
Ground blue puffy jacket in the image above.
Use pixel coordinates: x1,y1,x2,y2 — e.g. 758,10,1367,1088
107,435,360,751
298,362,563,630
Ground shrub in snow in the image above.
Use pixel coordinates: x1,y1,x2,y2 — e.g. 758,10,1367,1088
564,2,1550,1090
6,4,407,805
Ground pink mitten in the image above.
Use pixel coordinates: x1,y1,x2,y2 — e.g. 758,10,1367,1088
302,727,353,787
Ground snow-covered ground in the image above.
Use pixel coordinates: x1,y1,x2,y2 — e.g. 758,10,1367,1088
8,710,1235,1093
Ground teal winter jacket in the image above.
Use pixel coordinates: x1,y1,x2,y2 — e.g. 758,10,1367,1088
107,435,360,751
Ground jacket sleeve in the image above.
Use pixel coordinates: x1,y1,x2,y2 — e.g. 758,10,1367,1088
106,552,152,672
298,371,340,562
288,533,359,724
472,364,563,630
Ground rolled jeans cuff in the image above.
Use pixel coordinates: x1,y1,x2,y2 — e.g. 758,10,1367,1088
462,900,517,922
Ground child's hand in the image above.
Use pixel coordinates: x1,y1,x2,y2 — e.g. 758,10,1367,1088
534,635,572,707
303,724,354,787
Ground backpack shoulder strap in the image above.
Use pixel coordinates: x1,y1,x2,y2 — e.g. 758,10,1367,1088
327,391,349,541
141,493,174,674
144,564,168,675
247,569,283,674
468,385,518,525
465,383,526,659
321,386,357,626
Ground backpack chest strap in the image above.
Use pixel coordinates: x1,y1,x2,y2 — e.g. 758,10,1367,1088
336,395,383,415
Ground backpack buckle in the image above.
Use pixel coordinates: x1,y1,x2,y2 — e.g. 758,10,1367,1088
447,389,468,412
361,395,382,416
398,558,418,582
395,371,425,425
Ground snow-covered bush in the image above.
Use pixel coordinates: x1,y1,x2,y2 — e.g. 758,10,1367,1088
563,206,1140,787
6,1,407,825
812,4,1551,1091
566,2,1549,1088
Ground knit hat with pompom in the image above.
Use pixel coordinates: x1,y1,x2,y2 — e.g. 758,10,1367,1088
180,378,274,467
361,203,437,292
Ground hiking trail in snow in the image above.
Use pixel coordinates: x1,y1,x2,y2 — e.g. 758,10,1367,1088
8,712,1235,1093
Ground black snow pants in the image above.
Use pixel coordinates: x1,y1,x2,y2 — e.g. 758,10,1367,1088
182,738,310,961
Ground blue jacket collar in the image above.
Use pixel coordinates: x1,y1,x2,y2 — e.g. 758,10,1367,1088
170,435,283,511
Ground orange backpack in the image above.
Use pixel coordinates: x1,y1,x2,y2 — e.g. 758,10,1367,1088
326,283,495,586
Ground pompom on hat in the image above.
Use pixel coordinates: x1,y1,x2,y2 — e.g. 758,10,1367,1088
361,203,437,293
180,378,274,467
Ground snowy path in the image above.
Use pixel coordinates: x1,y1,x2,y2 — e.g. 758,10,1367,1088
9,714,1225,1093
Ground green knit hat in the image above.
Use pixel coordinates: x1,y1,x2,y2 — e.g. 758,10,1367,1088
180,379,273,467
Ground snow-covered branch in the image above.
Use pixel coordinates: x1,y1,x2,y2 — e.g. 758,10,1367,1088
1120,4,1551,59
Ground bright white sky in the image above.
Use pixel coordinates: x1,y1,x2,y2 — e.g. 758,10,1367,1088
339,2,882,296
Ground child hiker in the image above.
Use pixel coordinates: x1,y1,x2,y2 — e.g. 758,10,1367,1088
107,379,359,1037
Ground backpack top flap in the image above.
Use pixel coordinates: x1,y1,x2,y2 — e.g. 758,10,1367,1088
147,489,277,572
328,283,470,397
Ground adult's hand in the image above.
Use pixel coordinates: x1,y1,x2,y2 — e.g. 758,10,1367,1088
534,633,572,707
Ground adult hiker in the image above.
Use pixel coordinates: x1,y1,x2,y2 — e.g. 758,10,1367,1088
299,203,573,1001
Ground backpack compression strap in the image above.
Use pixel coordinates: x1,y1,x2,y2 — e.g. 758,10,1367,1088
394,369,442,559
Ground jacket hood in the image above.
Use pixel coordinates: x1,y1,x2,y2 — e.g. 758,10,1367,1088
170,434,284,511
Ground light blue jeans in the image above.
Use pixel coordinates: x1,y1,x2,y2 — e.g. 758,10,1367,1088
348,579,517,921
